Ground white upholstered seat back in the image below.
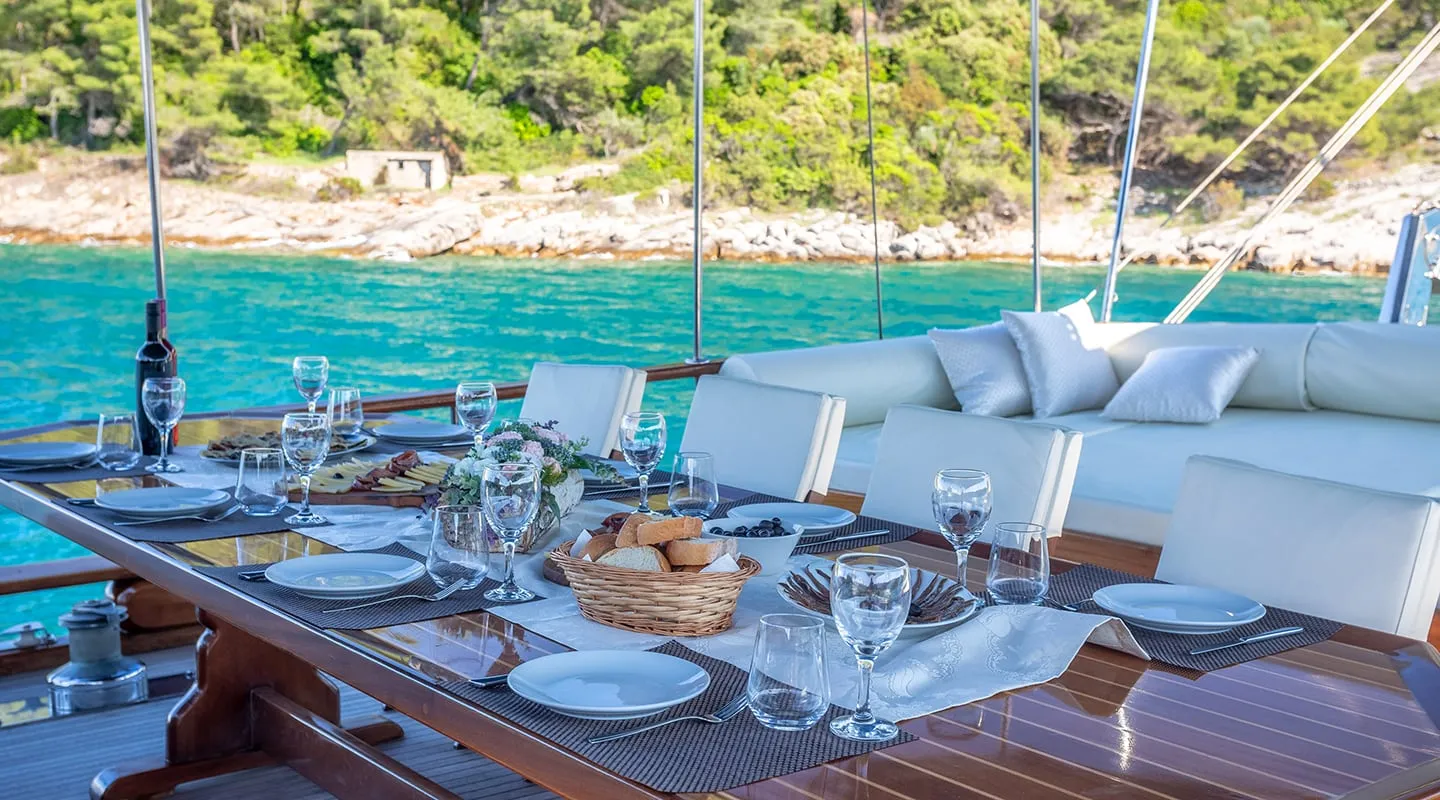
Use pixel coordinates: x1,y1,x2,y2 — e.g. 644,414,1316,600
679,375,845,501
519,362,646,457
860,405,1081,535
1157,456,1440,639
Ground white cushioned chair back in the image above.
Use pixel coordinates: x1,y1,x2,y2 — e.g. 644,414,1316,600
519,362,646,457
1157,456,1440,640
719,336,956,427
680,375,845,501
1306,322,1440,422
1097,322,1316,410
860,405,1081,535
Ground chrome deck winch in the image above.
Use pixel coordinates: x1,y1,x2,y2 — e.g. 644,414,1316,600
46,599,148,716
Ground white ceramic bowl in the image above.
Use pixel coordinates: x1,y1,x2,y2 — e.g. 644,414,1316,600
700,517,801,576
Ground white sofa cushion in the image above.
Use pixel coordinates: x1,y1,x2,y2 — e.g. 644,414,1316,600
1052,408,1440,545
719,335,956,427
1157,456,1440,639
1003,301,1119,418
520,362,646,457
928,323,1032,417
680,375,845,501
1098,322,1315,411
831,422,884,494
1101,346,1260,424
1306,322,1440,422
860,405,1081,536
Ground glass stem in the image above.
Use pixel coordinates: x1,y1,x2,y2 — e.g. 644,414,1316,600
299,474,312,514
852,656,876,724
954,545,971,592
636,472,650,512
157,428,170,468
502,540,517,588
308,399,317,413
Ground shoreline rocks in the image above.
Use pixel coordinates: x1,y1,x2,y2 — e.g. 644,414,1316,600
0,155,1427,275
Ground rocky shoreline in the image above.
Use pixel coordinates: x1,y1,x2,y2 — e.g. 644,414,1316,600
0,154,1428,274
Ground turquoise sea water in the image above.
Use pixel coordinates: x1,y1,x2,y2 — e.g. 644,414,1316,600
0,243,1421,630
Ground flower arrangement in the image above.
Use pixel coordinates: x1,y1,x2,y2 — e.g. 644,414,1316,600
440,419,617,529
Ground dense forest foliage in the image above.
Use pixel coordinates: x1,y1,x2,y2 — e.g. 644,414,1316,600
0,0,1436,223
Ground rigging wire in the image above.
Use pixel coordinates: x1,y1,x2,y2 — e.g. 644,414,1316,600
859,0,885,340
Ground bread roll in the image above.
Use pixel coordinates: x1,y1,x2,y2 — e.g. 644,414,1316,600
636,516,702,546
677,565,705,573
596,545,671,572
580,533,618,562
616,513,661,548
665,537,738,566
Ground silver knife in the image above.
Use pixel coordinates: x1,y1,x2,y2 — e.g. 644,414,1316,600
799,529,889,546
1188,626,1304,656
469,674,510,689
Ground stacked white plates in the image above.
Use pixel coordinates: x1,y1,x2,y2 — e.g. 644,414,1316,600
264,553,425,601
372,422,472,447
728,502,856,532
93,487,231,519
0,442,98,469
1092,584,1266,635
506,651,710,720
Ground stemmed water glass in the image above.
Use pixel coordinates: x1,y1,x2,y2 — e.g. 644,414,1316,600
141,377,186,473
456,381,498,449
667,451,718,518
426,505,490,590
292,356,329,413
281,412,331,526
987,522,1050,605
829,553,911,742
480,462,542,603
931,468,992,599
327,387,364,443
619,411,666,513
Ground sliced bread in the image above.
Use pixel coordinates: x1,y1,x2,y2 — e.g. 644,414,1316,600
616,513,661,548
580,533,618,562
636,516,702,546
596,545,671,572
665,537,738,566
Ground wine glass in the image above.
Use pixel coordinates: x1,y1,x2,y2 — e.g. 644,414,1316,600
931,468,991,600
96,412,142,472
748,613,831,731
236,448,288,516
281,412,330,526
327,387,364,443
619,411,666,513
455,381,498,449
829,553,911,742
668,451,718,518
141,377,186,473
987,522,1050,605
292,356,329,413
426,505,490,590
480,462,542,603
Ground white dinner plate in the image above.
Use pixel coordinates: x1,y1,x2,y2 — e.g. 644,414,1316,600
0,442,97,467
506,650,711,720
727,502,856,532
1093,584,1266,633
265,553,426,601
373,422,471,445
93,487,231,519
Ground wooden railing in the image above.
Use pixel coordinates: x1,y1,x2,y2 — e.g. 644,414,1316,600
0,359,726,602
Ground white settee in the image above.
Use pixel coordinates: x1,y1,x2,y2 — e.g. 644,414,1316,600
720,321,1440,546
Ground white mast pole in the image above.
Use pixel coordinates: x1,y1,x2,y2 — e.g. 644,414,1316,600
688,0,708,364
135,0,167,305
1029,0,1043,311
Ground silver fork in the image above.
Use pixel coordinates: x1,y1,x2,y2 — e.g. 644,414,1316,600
114,505,244,527
321,580,465,614
1,459,98,473
1045,597,1100,612
586,692,749,744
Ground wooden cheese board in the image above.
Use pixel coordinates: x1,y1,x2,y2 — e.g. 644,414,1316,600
287,451,452,509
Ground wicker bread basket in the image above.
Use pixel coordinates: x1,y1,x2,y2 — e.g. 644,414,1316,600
550,540,761,636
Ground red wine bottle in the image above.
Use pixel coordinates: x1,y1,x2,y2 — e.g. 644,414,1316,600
135,299,178,455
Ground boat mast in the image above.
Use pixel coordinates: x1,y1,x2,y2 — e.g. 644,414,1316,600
687,0,708,365
1029,0,1042,312
1098,0,1160,322
135,0,168,308
859,0,884,339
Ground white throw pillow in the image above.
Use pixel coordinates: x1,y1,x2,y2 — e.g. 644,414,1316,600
1002,300,1119,418
927,324,1032,417
1102,346,1261,423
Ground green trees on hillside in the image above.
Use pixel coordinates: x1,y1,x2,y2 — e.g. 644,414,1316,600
0,0,1435,223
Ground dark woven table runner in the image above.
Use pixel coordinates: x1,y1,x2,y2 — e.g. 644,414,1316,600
711,492,922,555
582,469,674,500
1050,564,1344,671
440,641,913,794
0,457,158,483
198,543,542,630
64,496,328,543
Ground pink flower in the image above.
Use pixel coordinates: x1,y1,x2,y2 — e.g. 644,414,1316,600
521,441,544,459
489,431,523,444
542,455,562,476
534,427,562,444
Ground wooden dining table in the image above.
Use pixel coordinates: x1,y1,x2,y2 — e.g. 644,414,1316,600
3,415,1440,800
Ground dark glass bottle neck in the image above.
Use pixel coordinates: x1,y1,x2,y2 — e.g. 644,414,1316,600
144,299,167,341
